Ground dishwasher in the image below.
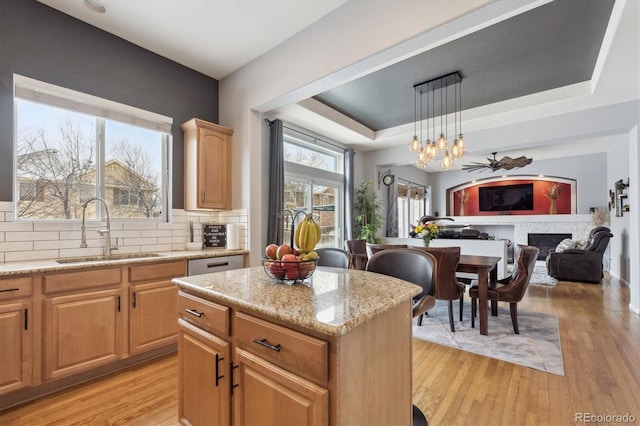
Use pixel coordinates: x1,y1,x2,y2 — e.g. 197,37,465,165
187,255,244,275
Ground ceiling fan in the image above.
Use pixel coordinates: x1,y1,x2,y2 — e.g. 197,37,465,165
461,152,533,172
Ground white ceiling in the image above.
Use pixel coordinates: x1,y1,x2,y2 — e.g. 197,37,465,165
38,0,348,80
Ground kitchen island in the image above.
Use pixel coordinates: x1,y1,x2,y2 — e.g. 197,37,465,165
173,266,422,426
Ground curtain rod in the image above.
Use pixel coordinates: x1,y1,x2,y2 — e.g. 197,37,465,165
265,118,346,152
396,176,427,190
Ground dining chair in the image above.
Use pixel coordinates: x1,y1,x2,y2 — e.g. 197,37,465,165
412,246,464,332
366,243,408,258
366,248,436,325
344,239,368,270
469,244,540,334
315,247,350,268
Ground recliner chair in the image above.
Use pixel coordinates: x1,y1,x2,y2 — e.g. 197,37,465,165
546,227,613,283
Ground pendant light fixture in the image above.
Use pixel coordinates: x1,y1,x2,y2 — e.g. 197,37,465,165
409,72,467,170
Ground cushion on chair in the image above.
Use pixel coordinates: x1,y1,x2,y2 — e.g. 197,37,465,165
554,238,575,253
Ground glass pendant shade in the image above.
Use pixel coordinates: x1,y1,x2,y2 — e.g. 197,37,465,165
451,139,461,158
409,135,420,152
441,150,453,170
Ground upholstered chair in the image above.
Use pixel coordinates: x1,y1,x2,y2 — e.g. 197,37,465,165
366,249,437,325
545,227,613,283
469,245,539,334
411,246,464,332
315,247,350,268
344,239,368,270
366,243,408,258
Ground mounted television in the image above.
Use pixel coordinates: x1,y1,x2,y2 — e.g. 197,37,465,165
478,183,534,211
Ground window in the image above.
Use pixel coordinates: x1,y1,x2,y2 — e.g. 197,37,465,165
397,183,429,237
14,75,171,221
283,132,344,249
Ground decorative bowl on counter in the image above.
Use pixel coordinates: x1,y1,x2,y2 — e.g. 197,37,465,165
262,257,318,285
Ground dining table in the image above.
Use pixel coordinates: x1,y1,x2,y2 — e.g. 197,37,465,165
456,254,501,335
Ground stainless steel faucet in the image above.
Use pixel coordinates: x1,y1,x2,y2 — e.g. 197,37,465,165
80,197,118,256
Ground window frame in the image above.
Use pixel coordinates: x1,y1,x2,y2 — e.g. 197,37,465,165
282,129,345,249
13,74,172,223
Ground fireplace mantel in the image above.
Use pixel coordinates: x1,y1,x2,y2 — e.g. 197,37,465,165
439,214,595,247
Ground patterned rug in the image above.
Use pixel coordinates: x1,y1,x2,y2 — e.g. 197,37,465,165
412,300,564,375
508,260,558,286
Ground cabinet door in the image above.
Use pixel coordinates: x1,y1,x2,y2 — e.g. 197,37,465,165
0,301,32,395
130,282,178,354
233,348,328,426
178,319,230,426
44,289,122,382
198,127,231,209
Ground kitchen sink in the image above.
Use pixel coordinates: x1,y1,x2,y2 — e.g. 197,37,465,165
56,252,162,264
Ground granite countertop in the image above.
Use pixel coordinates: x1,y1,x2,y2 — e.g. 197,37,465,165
173,266,422,337
0,249,249,276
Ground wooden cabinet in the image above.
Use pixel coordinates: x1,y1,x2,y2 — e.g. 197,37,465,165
182,118,233,210
233,348,328,426
43,288,122,382
128,261,186,354
0,277,33,396
177,292,329,426
178,319,231,426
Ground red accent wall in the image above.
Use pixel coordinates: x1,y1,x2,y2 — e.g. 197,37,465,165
453,180,572,216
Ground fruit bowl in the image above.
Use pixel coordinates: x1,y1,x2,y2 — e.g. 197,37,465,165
262,257,318,285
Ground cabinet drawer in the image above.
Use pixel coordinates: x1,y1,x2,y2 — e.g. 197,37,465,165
177,291,229,337
0,276,32,301
129,261,187,283
234,312,328,384
43,268,121,294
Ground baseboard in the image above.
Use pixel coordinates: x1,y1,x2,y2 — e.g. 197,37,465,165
0,344,177,412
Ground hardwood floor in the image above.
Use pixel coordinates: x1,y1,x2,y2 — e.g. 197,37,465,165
1,275,638,425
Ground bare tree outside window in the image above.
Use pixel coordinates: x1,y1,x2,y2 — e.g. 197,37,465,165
17,120,96,219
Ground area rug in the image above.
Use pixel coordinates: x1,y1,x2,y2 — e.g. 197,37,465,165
507,260,558,286
412,300,564,375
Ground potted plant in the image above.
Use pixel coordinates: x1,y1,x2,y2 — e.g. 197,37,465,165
186,220,201,250
354,179,383,243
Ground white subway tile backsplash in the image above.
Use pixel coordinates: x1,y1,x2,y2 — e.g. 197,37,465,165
0,206,246,263
6,250,60,262
141,229,173,238
6,231,59,242
0,222,33,232
1,241,34,252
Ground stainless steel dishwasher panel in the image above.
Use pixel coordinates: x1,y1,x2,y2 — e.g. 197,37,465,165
188,255,244,275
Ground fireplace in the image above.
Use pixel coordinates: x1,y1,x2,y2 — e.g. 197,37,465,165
528,233,572,260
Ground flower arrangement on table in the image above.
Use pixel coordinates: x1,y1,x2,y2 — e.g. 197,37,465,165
410,222,440,247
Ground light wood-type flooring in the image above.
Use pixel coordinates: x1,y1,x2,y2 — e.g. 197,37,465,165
1,275,638,425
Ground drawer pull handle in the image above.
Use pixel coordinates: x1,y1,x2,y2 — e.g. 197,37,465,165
230,362,239,395
0,288,19,293
207,262,229,269
185,308,203,318
215,353,224,387
253,338,281,352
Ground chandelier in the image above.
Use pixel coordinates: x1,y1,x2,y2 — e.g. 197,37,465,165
409,72,467,170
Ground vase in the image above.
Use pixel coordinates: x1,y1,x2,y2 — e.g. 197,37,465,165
459,203,466,216
549,199,557,215
423,236,431,247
